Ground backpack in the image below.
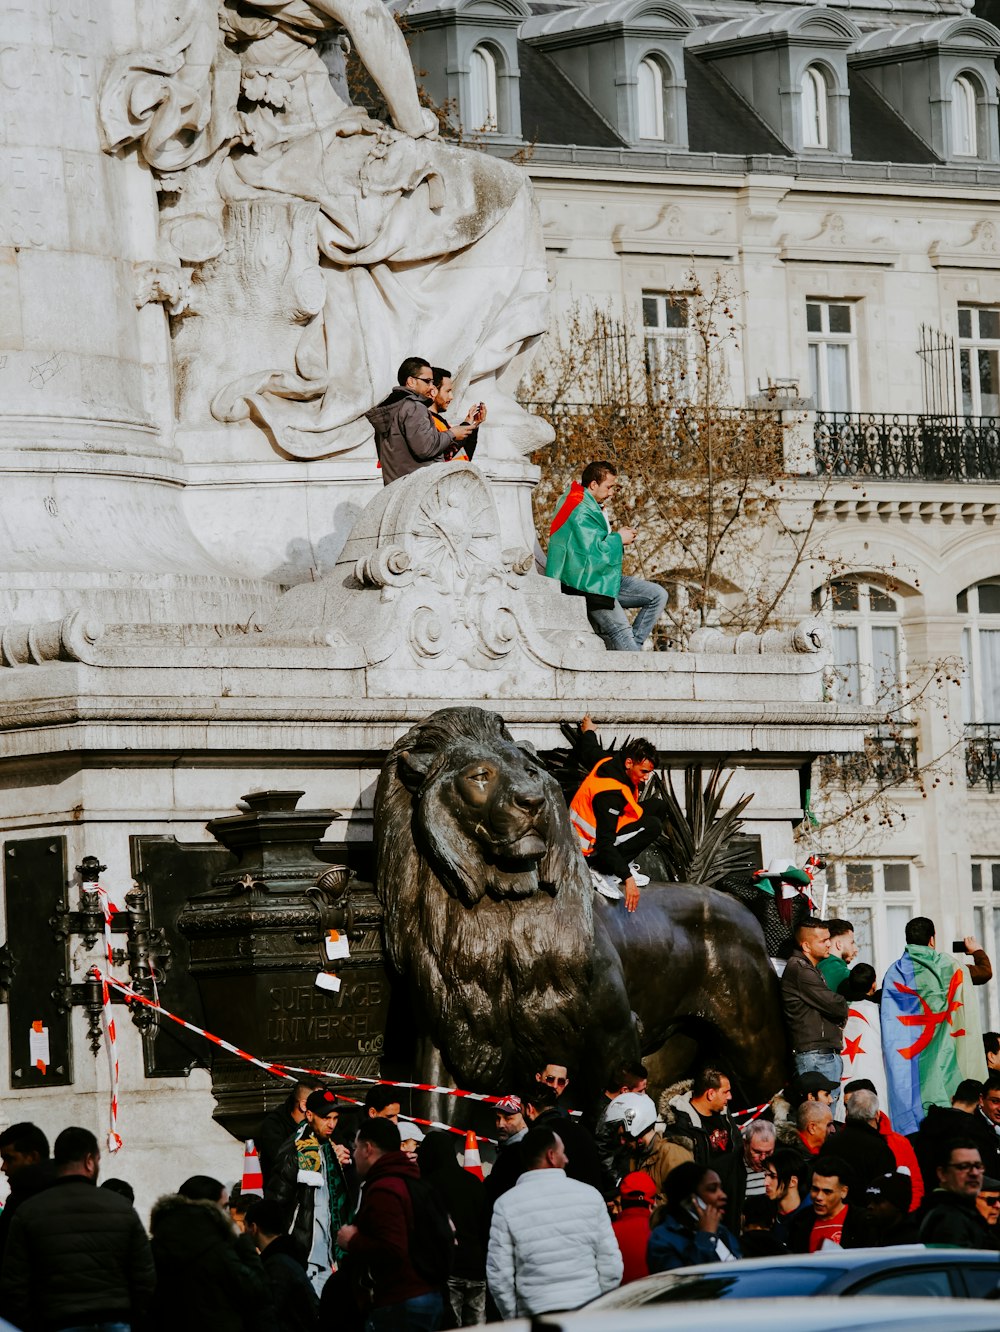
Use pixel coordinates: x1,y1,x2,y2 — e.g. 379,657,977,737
402,1176,456,1287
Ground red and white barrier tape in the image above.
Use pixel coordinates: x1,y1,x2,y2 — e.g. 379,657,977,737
98,975,497,1144
94,888,123,1153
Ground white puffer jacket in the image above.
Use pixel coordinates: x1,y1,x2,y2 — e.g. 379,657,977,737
486,1168,623,1319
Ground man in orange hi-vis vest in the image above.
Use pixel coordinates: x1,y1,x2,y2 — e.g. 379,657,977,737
568,715,665,914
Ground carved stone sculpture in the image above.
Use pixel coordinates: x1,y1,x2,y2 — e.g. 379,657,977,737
100,0,551,461
375,706,787,1102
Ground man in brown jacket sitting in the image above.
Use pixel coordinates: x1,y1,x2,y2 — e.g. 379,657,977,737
781,918,849,1112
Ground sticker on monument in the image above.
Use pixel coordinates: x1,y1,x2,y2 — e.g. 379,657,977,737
325,930,350,960
29,1021,50,1074
315,972,342,993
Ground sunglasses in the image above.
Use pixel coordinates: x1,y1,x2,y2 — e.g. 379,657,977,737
981,1194,1000,1206
543,1075,568,1087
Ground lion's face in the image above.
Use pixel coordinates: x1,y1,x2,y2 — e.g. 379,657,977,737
396,734,576,905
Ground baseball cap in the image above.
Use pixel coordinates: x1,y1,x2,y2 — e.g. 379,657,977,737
605,1092,657,1138
398,1121,426,1144
791,1071,840,1096
866,1171,911,1213
305,1089,343,1116
495,1095,523,1115
620,1170,657,1201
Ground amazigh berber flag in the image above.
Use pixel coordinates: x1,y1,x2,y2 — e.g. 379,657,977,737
881,944,987,1135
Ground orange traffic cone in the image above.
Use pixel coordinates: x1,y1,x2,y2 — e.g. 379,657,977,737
242,1138,264,1198
463,1130,484,1180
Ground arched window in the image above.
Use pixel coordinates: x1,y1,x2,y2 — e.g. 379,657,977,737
952,75,978,157
960,581,1000,720
812,578,902,704
801,65,829,149
469,45,498,132
637,57,666,140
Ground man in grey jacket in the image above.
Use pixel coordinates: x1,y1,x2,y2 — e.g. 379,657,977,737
486,1125,622,1319
367,356,477,485
781,917,849,1110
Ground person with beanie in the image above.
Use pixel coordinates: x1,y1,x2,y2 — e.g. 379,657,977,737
647,1161,742,1273
612,1171,656,1284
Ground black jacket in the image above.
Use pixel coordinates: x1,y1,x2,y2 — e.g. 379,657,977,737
0,1174,155,1332
531,1109,605,1194
416,1132,487,1280
827,1121,896,1197
910,1105,996,1196
917,1190,997,1249
260,1235,319,1332
787,1203,873,1253
0,1164,54,1271
265,1128,357,1268
256,1103,300,1185
483,1134,525,1222
150,1194,275,1332
781,950,848,1052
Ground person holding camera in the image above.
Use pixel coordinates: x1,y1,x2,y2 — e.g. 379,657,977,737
881,917,992,1135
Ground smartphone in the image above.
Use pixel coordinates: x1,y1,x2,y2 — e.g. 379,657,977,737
953,939,970,954
691,1195,707,1213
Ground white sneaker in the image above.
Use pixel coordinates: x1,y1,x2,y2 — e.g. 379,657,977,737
589,868,624,900
629,863,651,887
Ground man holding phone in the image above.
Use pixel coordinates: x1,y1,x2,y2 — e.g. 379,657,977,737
544,460,668,651
367,356,477,484
428,367,485,462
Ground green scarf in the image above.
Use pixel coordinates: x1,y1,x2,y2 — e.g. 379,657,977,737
295,1126,352,1266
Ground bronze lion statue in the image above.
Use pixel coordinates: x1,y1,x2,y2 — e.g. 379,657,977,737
375,706,786,1103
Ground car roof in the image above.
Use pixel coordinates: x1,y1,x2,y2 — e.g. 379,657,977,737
535,1297,1000,1332
653,1246,993,1275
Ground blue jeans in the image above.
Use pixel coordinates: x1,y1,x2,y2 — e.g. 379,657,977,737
793,1048,844,1110
588,575,668,651
366,1292,444,1332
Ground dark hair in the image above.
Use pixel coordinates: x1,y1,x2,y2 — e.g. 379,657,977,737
522,1083,560,1113
795,917,828,939
838,963,877,1001
0,1123,49,1160
364,1085,401,1114
905,916,935,946
100,1178,135,1203
691,1067,728,1099
664,1160,713,1213
985,1033,1000,1058
983,1072,1000,1095
431,367,451,387
811,1155,854,1192
53,1127,99,1167
356,1116,401,1154
245,1199,287,1236
397,356,430,385
741,1195,777,1230
954,1079,984,1105
935,1137,982,1170
622,738,658,767
179,1175,225,1203
604,1061,647,1093
843,1078,877,1097
771,1148,803,1192
521,1125,562,1169
581,460,617,488
826,918,854,939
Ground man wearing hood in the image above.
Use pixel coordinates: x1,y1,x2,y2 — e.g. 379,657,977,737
367,357,476,485
337,1117,445,1331
266,1089,356,1295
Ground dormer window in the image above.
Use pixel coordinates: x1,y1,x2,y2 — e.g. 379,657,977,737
637,57,666,139
469,45,499,132
952,74,979,156
801,65,829,148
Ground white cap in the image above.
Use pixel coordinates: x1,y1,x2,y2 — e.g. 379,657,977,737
398,1120,426,1143
604,1092,657,1138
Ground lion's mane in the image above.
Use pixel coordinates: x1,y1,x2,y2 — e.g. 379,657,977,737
375,707,596,1089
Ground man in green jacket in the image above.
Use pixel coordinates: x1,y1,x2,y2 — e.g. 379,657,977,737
544,460,667,651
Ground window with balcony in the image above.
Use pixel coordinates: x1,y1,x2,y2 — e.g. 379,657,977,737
813,578,902,706
821,859,916,976
958,306,1000,417
643,291,690,398
469,45,499,132
951,75,979,157
960,581,1000,722
807,300,856,412
801,65,830,149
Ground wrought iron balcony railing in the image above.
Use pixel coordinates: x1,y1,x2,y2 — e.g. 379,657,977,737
817,735,919,789
815,413,1000,481
966,724,1000,792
